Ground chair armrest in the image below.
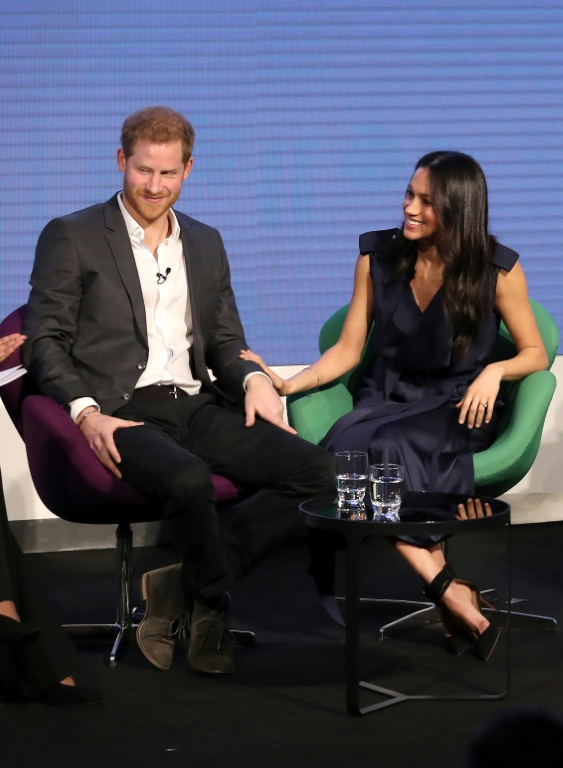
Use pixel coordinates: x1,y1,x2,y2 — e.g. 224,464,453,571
22,395,239,519
474,370,557,497
286,383,354,445
22,394,150,521
23,395,120,491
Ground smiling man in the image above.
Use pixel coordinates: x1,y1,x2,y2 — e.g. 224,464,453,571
23,106,333,677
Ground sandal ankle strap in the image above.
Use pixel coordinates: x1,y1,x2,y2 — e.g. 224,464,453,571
424,565,455,604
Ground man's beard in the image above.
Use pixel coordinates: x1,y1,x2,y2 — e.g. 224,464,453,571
123,180,179,224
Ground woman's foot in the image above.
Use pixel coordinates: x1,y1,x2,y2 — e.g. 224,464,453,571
0,639,28,704
441,579,490,636
439,606,474,656
425,567,499,661
0,615,39,643
39,677,102,706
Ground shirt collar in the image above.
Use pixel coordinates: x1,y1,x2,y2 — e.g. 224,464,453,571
117,192,181,244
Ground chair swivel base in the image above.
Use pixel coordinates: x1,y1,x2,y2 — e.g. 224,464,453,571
335,597,438,640
65,618,256,668
334,595,557,640
65,615,140,668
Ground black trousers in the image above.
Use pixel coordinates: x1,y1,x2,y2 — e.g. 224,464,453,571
114,393,335,602
0,470,77,693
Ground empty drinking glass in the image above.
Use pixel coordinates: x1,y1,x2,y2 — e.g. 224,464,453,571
335,451,368,513
369,464,404,522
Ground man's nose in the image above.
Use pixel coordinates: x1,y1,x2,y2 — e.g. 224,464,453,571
145,174,162,194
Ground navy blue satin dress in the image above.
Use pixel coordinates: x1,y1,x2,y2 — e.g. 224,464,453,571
321,229,519,500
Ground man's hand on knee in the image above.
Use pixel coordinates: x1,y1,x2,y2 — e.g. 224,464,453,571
76,409,144,479
244,375,297,434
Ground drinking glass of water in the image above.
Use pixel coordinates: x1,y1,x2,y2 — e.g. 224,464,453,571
369,464,404,522
335,451,368,513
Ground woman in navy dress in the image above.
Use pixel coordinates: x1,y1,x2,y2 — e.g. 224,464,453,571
241,151,548,660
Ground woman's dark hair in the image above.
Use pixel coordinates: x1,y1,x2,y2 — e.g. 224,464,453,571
393,151,497,358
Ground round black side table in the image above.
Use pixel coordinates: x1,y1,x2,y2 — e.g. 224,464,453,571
300,491,511,715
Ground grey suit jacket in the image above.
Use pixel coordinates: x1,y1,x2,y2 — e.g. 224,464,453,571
23,194,261,414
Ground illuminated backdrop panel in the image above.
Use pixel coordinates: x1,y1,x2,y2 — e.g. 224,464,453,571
1,1,562,362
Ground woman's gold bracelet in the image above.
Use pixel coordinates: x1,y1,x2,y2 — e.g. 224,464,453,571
305,366,321,392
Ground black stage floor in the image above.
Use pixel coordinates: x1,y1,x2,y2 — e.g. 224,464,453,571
2,521,563,768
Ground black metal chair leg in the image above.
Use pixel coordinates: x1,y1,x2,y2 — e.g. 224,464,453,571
66,522,256,664
65,523,139,667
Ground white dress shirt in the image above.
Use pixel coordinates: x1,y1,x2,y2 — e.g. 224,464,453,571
70,194,200,420
117,193,202,394
70,195,269,421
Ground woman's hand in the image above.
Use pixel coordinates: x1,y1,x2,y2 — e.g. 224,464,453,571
455,363,504,428
240,349,291,395
456,497,492,520
0,333,26,365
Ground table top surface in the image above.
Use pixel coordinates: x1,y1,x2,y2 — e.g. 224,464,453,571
300,491,510,536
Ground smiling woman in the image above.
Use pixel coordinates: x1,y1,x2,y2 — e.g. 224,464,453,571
403,169,438,242
241,150,548,662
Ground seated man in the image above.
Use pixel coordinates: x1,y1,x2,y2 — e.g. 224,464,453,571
23,106,334,676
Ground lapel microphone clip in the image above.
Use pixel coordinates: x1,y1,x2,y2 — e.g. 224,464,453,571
156,267,171,284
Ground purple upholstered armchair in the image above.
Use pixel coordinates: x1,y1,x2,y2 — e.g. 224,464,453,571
0,306,252,665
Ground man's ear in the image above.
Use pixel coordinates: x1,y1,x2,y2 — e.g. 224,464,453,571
117,148,127,172
183,156,194,181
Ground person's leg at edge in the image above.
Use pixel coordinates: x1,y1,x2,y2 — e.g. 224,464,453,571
0,485,99,704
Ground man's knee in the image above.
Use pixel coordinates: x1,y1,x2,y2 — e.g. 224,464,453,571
311,446,336,495
289,441,335,497
167,461,215,511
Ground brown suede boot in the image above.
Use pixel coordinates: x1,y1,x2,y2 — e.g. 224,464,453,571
187,601,235,675
136,563,185,670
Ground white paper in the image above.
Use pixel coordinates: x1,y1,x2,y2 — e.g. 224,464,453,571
0,364,26,387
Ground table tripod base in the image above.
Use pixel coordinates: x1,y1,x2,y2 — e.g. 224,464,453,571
350,680,508,716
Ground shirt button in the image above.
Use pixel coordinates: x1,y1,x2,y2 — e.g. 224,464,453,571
122,392,132,401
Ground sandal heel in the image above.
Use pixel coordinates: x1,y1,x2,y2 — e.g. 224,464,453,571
475,621,500,662
424,568,500,662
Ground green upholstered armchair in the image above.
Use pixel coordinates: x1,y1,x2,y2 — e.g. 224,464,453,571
287,299,559,636
287,299,559,499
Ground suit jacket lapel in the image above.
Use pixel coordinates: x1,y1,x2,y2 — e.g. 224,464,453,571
180,223,206,374
102,195,148,345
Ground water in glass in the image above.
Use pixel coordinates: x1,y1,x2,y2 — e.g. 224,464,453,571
335,451,368,510
336,472,368,508
369,464,404,522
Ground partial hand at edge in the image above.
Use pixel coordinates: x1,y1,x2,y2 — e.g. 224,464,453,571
0,333,26,365
244,374,297,434
77,411,144,479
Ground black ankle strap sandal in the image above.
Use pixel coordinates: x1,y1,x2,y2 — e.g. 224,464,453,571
423,565,455,604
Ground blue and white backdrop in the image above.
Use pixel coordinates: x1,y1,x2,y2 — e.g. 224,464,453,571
1,0,562,364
